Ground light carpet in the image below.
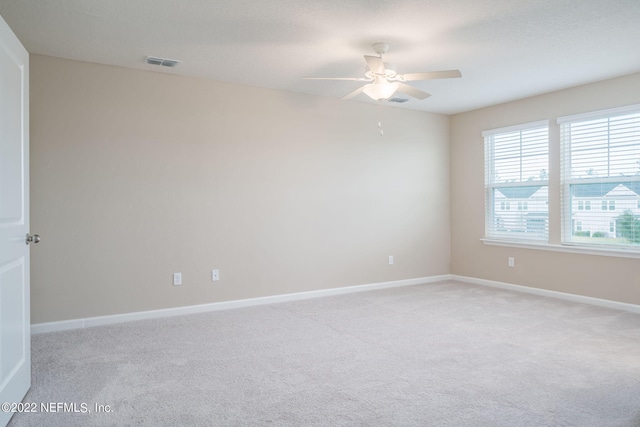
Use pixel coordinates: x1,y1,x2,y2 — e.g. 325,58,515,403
8,280,640,426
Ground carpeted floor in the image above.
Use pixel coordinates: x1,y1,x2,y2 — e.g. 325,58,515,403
8,280,640,426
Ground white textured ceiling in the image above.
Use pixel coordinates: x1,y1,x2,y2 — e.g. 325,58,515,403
1,0,639,114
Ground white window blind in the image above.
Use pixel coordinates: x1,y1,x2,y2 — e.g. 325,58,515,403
559,105,640,248
484,121,549,241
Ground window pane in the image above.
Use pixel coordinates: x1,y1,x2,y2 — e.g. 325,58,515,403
561,109,640,248
486,123,548,241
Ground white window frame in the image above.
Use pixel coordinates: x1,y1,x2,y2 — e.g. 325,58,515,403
559,103,640,250
483,120,549,243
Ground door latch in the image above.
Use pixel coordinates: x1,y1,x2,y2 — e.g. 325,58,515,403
26,233,41,245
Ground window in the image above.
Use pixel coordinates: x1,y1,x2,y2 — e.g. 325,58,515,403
559,104,640,248
601,200,616,211
484,121,549,241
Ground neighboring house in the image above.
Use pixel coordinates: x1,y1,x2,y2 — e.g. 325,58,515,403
571,182,640,237
494,185,548,235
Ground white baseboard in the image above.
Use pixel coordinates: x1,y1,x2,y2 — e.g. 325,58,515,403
32,273,640,335
31,275,451,334
451,275,640,314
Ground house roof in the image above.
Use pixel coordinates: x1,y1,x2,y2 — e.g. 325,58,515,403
496,186,543,199
497,182,640,199
571,182,640,198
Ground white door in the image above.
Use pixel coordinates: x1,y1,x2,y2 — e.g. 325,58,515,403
0,14,30,427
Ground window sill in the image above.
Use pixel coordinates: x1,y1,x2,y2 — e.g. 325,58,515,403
481,238,640,259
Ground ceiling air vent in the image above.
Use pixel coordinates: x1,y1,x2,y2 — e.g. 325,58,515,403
145,56,181,67
388,97,409,103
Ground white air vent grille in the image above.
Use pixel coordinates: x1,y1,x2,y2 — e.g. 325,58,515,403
145,56,181,67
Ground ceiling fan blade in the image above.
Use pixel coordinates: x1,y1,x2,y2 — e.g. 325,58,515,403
341,86,365,100
400,70,462,81
396,83,431,100
364,55,385,74
302,77,370,81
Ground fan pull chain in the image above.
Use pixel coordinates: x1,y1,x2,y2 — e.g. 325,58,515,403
378,103,384,136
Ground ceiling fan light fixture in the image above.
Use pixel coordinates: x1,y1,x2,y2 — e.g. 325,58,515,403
362,81,400,101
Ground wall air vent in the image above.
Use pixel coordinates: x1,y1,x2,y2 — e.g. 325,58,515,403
145,56,181,67
388,97,409,103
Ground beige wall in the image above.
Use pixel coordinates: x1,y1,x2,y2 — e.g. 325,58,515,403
30,55,451,323
32,53,640,324
451,72,640,305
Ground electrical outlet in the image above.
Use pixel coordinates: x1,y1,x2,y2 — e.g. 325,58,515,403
508,257,515,268
212,269,220,282
173,272,182,286
389,255,394,265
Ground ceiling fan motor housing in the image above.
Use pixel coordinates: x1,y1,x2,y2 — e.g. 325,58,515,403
365,63,396,79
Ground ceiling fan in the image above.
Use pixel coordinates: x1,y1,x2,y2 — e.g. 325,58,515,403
303,42,461,102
